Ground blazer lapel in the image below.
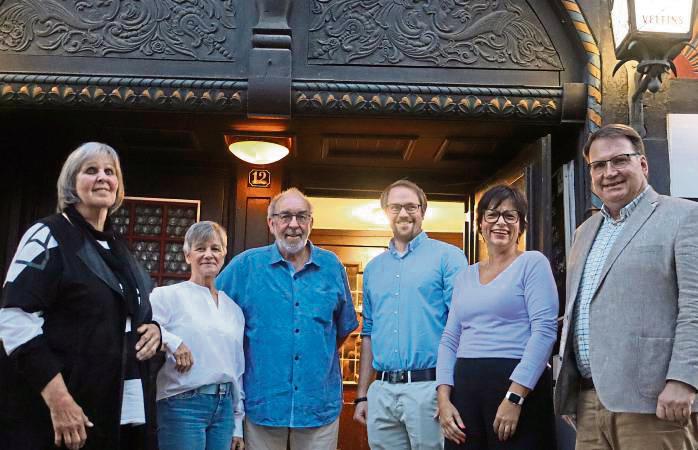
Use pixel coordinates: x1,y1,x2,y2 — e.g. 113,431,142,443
76,241,123,297
592,188,659,300
567,213,602,310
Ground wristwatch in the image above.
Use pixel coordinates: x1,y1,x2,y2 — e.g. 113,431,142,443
505,391,525,406
354,396,368,405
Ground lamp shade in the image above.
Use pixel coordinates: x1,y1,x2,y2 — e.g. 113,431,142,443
611,0,696,57
228,140,289,165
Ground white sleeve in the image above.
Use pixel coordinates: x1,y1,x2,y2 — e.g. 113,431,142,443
0,308,44,355
150,287,182,354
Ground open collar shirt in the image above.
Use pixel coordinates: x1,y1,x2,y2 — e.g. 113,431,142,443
216,241,358,428
361,232,467,371
573,186,649,378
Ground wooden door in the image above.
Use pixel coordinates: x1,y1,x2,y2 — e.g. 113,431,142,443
469,135,552,261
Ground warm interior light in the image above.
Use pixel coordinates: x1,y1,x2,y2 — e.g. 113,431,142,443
228,140,289,165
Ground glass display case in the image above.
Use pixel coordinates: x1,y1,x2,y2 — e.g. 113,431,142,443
114,197,200,286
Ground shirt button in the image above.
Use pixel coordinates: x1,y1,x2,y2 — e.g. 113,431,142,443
295,302,299,307
394,329,397,333
394,349,398,353
294,386,298,391
295,329,300,333
295,355,299,361
394,293,399,296
396,274,400,278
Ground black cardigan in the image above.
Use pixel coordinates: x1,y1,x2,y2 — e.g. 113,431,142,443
0,213,164,450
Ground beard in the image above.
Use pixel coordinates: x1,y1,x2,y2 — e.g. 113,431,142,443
276,235,308,255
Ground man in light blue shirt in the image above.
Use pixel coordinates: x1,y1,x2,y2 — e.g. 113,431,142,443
217,188,358,450
353,180,467,450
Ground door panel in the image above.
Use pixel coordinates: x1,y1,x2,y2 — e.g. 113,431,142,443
470,135,552,262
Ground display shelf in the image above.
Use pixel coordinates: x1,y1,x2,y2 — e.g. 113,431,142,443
118,197,200,287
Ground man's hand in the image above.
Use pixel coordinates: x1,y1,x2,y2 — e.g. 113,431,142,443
135,323,161,360
231,436,244,450
173,342,194,373
656,380,696,424
353,400,368,425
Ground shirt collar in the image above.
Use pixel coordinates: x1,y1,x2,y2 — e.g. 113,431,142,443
388,231,427,257
269,240,319,268
600,185,650,223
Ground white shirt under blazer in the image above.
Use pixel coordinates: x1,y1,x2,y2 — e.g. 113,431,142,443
150,281,245,433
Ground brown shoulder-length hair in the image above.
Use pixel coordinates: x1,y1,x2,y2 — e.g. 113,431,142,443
476,185,528,235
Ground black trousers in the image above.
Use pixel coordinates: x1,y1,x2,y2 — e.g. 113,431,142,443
120,424,145,450
445,358,557,450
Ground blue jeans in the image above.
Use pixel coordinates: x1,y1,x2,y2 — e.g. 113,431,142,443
157,383,235,450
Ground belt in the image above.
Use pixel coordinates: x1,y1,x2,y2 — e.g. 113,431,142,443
195,382,233,395
377,368,437,384
579,377,595,390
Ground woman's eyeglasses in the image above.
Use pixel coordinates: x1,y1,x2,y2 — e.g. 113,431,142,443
483,209,520,224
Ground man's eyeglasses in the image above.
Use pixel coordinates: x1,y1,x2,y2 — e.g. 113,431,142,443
386,203,422,214
587,153,639,174
271,212,312,225
483,209,520,224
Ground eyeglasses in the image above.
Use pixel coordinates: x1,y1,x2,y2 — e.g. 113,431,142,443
271,212,312,225
587,153,639,174
483,209,520,224
386,203,422,214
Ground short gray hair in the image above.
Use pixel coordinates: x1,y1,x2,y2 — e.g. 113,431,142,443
183,221,228,255
56,142,125,214
267,187,313,219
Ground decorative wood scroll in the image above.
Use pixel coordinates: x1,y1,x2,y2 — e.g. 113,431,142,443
0,0,237,60
308,0,562,70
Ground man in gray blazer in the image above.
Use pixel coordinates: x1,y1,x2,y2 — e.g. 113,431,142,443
554,124,698,449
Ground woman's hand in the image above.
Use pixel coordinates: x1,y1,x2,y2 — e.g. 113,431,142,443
231,436,244,450
438,398,466,444
41,374,94,450
493,398,521,442
135,323,161,360
173,342,194,373
436,385,466,445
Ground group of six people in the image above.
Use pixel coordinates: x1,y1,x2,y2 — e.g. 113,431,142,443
1,123,697,450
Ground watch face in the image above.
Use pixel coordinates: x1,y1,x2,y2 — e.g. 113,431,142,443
506,392,523,405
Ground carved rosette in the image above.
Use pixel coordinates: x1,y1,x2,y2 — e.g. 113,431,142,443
0,0,237,61
294,86,560,120
308,0,562,70
0,75,245,112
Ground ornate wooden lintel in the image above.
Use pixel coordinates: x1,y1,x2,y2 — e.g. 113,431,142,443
293,82,562,120
0,74,563,121
0,74,247,112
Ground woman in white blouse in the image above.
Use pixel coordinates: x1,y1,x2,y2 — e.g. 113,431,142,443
151,221,245,450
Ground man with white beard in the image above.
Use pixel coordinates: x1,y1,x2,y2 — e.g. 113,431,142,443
217,187,358,450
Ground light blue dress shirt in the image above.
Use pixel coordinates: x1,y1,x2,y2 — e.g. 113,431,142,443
362,232,467,371
216,242,359,427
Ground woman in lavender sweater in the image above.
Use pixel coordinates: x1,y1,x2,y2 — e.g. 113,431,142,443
436,185,558,450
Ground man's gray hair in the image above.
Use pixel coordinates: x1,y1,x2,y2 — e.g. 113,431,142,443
267,187,313,219
56,142,125,214
183,221,228,255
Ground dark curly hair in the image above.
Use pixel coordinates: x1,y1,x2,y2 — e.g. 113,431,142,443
476,185,528,236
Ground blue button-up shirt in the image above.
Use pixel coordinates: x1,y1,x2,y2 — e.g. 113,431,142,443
573,186,649,378
216,242,359,427
362,232,467,371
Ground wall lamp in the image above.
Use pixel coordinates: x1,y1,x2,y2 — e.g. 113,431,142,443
610,0,697,133
225,135,293,165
